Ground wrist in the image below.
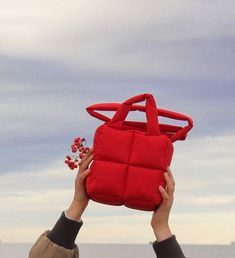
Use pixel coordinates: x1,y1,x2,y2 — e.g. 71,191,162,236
152,225,172,241
66,201,86,221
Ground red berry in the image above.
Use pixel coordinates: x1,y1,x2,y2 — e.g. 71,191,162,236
75,159,78,162
74,137,80,142
71,145,77,153
66,155,71,160
68,161,75,169
81,138,85,142
65,160,69,164
74,164,78,168
75,142,81,147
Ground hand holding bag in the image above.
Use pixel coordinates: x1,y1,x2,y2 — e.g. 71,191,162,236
85,93,193,211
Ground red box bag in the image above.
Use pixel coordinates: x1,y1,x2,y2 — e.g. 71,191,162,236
85,93,193,211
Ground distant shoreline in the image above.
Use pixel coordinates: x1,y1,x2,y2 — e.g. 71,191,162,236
0,243,234,246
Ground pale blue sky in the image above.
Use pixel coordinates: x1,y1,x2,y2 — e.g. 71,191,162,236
0,0,234,244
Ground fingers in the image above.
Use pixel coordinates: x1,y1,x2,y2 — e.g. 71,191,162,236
159,185,169,200
79,146,93,166
164,172,174,197
79,168,91,180
79,154,93,171
81,147,94,163
158,167,175,201
166,167,175,188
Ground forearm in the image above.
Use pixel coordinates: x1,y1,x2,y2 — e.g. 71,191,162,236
153,225,172,241
66,200,86,221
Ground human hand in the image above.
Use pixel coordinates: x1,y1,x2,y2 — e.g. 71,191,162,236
66,147,93,221
151,167,175,241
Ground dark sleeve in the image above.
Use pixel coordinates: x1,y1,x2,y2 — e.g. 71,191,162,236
152,235,186,258
47,211,83,250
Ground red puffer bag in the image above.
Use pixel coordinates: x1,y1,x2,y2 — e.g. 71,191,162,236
85,93,193,211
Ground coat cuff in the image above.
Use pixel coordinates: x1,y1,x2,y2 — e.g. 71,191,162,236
47,211,83,250
152,235,186,258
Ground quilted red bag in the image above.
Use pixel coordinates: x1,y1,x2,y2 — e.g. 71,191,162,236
85,93,193,211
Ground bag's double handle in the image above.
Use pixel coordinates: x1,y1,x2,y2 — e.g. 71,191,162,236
108,94,160,136
86,94,193,142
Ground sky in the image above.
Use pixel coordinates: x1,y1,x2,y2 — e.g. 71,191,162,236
0,0,234,245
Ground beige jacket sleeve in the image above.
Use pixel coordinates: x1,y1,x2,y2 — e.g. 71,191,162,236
28,230,79,258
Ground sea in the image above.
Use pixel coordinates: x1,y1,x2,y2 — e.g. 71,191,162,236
0,243,234,258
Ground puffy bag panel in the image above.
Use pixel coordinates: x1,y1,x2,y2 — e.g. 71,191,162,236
93,124,133,164
124,167,165,211
86,159,127,205
129,133,174,170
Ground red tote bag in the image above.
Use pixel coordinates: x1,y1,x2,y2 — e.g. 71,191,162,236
85,93,193,211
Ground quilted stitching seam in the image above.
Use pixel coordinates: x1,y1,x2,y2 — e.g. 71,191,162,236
94,159,163,171
122,130,135,202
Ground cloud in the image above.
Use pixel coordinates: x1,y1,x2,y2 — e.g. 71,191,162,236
0,0,234,80
171,211,235,244
0,0,234,177
188,195,235,205
174,133,235,184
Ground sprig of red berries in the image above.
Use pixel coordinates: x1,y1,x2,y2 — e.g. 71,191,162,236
65,136,90,170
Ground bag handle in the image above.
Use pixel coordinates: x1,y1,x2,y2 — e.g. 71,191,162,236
86,98,193,141
108,94,160,136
